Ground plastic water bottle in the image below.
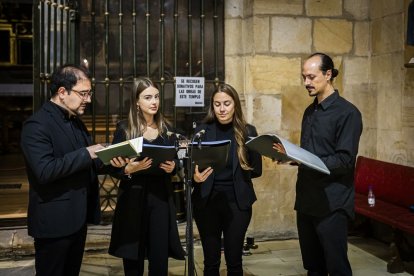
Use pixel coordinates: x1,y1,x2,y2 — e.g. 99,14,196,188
368,185,375,207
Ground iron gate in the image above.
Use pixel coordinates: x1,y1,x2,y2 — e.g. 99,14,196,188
33,0,225,212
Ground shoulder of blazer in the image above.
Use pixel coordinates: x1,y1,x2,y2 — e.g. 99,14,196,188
43,101,60,114
28,101,62,125
32,101,52,117
116,119,128,130
246,124,258,137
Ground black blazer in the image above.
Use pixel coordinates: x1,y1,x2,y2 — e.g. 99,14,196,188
20,101,101,239
108,120,185,261
192,122,262,210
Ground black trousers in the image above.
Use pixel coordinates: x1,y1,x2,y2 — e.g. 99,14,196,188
194,190,252,276
123,191,170,276
297,211,352,276
34,224,87,276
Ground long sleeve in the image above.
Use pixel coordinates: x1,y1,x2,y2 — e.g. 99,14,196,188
21,117,92,186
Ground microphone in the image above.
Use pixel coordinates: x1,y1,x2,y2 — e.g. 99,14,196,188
193,129,205,140
167,131,182,151
193,129,205,150
167,131,186,140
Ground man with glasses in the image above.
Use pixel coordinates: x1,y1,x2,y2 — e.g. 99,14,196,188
71,88,94,100
20,64,105,276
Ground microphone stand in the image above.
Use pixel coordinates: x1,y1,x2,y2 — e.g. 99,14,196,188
178,135,197,276
172,130,204,275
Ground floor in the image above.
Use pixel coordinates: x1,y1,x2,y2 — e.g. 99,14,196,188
0,225,413,276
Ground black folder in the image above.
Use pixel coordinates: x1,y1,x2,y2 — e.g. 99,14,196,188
190,140,231,172
136,144,177,174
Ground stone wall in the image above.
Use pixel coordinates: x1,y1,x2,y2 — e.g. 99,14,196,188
370,1,414,165
224,0,414,238
2,0,413,254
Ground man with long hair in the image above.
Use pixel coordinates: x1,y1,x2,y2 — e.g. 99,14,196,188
295,53,362,275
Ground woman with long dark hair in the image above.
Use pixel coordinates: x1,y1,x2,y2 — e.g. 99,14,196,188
108,77,184,275
192,83,262,275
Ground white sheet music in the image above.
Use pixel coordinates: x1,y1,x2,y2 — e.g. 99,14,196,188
246,134,330,175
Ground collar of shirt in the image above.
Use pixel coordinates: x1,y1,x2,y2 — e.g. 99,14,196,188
50,101,77,121
313,90,339,111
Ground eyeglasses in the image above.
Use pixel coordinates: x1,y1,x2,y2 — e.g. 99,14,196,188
71,89,93,99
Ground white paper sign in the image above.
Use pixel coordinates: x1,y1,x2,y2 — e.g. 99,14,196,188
175,77,205,107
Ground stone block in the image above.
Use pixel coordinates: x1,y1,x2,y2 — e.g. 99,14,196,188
254,0,303,15
225,56,245,93
354,21,370,56
254,16,270,53
281,86,309,133
371,54,404,86
343,57,369,85
314,19,353,54
243,17,254,55
376,84,402,130
244,93,254,123
249,166,298,237
402,81,414,128
245,0,254,18
225,18,243,55
252,94,282,133
344,0,369,20
358,128,377,158
371,15,404,55
343,84,376,129
377,130,408,165
370,0,404,20
225,0,245,18
271,17,312,54
261,155,279,171
402,127,414,166
306,0,342,17
246,55,302,93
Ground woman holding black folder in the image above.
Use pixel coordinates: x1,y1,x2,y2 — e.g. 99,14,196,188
108,77,184,275
192,83,262,276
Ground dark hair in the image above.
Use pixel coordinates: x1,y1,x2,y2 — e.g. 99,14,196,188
204,83,251,170
308,52,339,81
49,64,91,97
126,77,167,139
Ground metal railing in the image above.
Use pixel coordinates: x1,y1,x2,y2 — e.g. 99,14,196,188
33,0,225,212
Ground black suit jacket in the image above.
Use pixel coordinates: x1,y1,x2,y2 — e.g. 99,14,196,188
20,101,101,239
108,120,185,260
192,122,262,210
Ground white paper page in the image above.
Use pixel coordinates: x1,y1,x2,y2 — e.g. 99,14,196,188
129,137,143,153
278,136,329,174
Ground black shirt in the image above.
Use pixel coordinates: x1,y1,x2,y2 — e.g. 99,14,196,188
213,122,235,200
295,90,363,218
214,122,234,184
